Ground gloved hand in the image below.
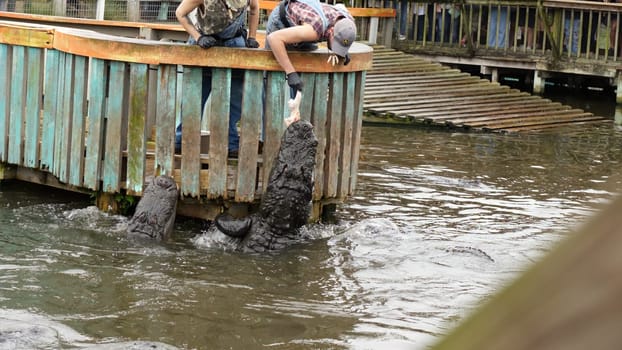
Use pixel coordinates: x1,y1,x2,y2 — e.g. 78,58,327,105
286,72,303,92
246,37,259,48
197,34,217,49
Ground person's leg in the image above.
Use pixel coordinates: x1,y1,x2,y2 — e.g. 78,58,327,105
564,16,580,54
399,0,408,38
487,7,498,47
450,11,460,43
175,68,212,153
175,36,208,153
572,18,580,54
222,36,246,153
497,7,508,48
440,9,451,42
426,4,434,41
417,13,425,41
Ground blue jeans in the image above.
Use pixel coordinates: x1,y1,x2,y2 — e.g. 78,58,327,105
488,7,509,48
564,17,580,54
437,10,458,43
176,18,246,153
383,0,407,36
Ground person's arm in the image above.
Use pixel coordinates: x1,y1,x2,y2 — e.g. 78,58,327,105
247,0,259,40
266,24,319,74
175,0,203,41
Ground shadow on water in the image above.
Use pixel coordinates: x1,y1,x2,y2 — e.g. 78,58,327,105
0,96,621,349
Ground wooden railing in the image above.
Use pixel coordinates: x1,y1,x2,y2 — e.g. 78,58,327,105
379,0,622,63
0,20,373,220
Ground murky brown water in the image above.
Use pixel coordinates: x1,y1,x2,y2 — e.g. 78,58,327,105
0,94,621,349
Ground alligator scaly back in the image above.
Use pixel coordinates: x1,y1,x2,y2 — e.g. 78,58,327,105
215,120,318,252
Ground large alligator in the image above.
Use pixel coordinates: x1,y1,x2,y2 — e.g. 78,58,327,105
215,120,318,252
127,120,318,251
127,175,179,240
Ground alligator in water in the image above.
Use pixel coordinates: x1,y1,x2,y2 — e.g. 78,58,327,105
127,120,318,252
215,120,318,252
127,175,179,240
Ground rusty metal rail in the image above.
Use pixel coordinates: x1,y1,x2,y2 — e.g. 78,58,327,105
364,46,609,132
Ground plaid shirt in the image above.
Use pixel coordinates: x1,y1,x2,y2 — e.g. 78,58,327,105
287,2,351,40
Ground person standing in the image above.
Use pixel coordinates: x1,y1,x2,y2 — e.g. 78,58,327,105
265,0,357,96
487,4,509,48
174,0,260,156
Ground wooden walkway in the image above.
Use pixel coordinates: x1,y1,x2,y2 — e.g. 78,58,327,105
364,47,609,132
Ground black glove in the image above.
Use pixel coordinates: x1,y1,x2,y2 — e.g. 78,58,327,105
286,72,303,92
246,37,259,48
197,34,217,49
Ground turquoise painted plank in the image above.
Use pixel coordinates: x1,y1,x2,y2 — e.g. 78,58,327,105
155,64,177,177
207,68,231,199
338,72,356,199
102,61,125,193
52,52,67,178
299,73,316,123
180,66,202,198
311,73,328,200
84,58,107,190
325,73,344,198
126,63,148,195
8,46,25,166
69,55,88,187
261,71,286,189
24,47,43,169
0,44,10,162
235,69,263,202
56,52,73,183
41,49,59,171
349,71,365,193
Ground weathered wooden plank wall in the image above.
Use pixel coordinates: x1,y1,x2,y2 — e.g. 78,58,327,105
24,47,43,170
154,64,177,178
84,57,107,190
41,49,57,171
236,70,263,203
206,68,229,199
102,61,125,193
180,66,202,197
0,20,372,220
9,45,24,166
68,55,87,187
0,44,9,162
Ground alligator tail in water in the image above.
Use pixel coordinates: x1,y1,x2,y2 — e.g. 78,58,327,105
127,175,179,240
215,120,318,252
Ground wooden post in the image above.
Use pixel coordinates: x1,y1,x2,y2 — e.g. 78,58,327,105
533,70,545,95
480,66,498,83
368,17,379,44
615,106,622,125
95,192,119,213
127,0,140,22
52,0,66,16
382,17,394,47
616,71,622,105
157,1,170,21
96,0,105,20
0,163,16,180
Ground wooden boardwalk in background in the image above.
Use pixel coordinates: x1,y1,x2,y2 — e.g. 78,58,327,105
364,47,609,132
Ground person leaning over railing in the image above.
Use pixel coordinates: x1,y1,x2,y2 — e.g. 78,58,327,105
174,0,260,157
264,0,357,97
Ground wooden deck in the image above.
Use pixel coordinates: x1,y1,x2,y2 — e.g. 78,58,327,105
364,47,609,132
